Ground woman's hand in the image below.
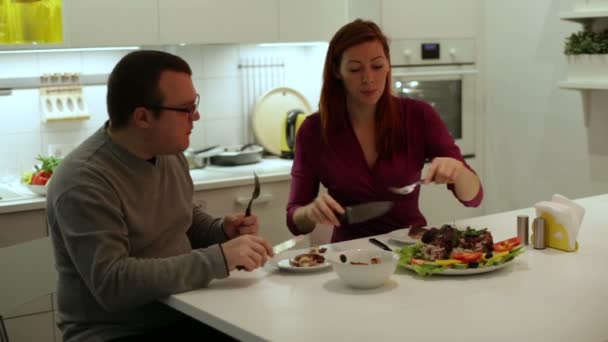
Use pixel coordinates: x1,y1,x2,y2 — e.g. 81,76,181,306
299,193,345,227
425,157,481,201
424,157,466,184
223,214,259,239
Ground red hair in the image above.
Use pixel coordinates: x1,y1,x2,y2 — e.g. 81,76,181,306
319,19,402,158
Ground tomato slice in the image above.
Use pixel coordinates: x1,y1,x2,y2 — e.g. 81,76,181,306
493,237,522,252
452,252,483,263
410,258,427,266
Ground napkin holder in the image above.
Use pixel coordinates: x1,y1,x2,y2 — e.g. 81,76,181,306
532,194,584,252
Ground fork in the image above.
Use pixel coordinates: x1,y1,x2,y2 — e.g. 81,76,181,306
245,172,260,216
389,179,424,195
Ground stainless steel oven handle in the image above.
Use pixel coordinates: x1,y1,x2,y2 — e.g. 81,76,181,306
391,69,478,77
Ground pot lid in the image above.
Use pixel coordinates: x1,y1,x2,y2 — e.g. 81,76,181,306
252,87,312,156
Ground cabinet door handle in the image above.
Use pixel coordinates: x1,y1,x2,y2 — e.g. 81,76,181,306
235,193,273,206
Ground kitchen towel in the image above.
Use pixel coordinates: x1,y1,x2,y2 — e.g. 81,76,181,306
533,194,585,252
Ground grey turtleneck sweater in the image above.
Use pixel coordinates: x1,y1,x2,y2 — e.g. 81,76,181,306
47,125,229,342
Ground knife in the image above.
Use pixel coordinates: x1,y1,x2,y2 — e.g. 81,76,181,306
236,235,304,270
337,201,393,225
272,235,305,255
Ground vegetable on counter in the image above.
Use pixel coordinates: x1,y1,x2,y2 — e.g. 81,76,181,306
22,155,62,186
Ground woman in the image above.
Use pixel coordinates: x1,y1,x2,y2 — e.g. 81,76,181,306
286,19,483,243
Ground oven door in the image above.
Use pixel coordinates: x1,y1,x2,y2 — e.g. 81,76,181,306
391,65,477,157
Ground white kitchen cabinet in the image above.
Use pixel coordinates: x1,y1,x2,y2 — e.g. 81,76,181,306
278,0,348,42
381,0,481,39
194,179,303,247
4,312,56,342
0,209,56,342
418,158,484,227
65,0,159,47
159,0,279,45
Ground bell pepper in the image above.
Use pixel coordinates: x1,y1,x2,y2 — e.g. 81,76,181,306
434,259,463,267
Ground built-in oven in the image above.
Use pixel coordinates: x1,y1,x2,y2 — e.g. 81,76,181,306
390,39,477,157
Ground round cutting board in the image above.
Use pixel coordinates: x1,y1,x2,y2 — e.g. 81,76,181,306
252,87,313,156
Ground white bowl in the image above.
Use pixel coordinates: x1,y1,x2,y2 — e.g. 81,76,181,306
25,184,47,196
328,249,399,289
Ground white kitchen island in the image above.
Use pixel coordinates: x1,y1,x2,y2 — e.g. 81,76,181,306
162,194,608,342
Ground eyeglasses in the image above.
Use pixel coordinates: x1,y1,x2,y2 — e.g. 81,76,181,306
146,94,200,117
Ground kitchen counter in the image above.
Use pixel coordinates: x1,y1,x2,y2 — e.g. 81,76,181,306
0,158,293,214
162,194,608,342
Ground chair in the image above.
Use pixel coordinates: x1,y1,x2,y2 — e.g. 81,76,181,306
0,237,58,342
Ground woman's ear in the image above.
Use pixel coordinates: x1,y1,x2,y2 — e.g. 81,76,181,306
132,107,152,128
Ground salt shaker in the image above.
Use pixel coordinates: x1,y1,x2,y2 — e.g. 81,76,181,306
517,215,529,245
532,217,546,249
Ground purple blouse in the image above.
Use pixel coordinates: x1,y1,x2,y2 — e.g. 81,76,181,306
286,97,483,242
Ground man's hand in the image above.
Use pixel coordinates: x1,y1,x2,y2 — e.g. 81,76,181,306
221,235,274,271
223,214,259,239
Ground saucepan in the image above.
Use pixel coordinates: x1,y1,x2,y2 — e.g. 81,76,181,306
210,144,264,166
183,145,223,169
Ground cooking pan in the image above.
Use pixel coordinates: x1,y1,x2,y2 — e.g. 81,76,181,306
210,144,264,166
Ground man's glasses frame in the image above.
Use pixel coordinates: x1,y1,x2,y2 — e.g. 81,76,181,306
145,94,200,117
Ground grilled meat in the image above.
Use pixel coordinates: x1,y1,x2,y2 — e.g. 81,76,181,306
409,224,494,259
408,226,429,240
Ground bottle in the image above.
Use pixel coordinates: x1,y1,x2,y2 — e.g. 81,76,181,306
532,217,546,249
517,215,529,245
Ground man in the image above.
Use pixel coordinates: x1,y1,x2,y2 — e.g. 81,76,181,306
47,50,273,342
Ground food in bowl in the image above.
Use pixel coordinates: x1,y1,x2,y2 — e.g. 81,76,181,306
21,155,61,188
290,253,326,267
339,253,381,265
21,155,61,196
329,249,398,289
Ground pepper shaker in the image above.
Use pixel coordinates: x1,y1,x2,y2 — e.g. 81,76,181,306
532,217,546,249
517,215,529,245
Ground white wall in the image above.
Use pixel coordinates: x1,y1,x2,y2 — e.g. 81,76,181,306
0,43,326,178
482,0,608,213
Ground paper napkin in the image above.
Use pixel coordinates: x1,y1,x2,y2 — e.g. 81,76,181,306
533,194,585,252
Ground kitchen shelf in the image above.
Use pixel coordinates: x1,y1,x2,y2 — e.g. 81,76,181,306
559,9,608,23
558,80,608,90
0,73,108,95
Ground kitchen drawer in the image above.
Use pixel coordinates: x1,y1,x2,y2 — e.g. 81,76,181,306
0,209,53,318
4,311,56,342
194,180,304,247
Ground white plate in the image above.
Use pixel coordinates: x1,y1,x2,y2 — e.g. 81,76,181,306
401,260,513,275
277,258,331,272
387,228,417,245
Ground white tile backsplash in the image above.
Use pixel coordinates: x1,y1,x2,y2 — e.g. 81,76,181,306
170,45,204,77
0,53,39,79
41,128,97,157
82,50,130,75
0,43,325,176
201,45,239,78
0,89,41,134
204,118,243,147
38,52,83,74
0,132,41,174
197,77,242,120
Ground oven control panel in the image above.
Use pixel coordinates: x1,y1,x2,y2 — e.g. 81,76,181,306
390,39,475,66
